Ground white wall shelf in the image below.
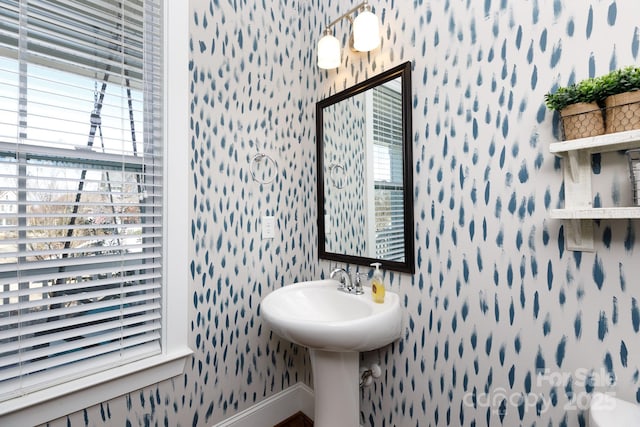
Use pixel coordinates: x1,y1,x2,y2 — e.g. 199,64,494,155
550,207,640,219
550,128,640,251
549,128,640,155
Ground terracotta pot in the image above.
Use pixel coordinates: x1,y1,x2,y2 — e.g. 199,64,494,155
605,90,640,133
559,102,605,140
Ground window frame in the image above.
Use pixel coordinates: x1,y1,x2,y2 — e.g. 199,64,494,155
0,0,192,424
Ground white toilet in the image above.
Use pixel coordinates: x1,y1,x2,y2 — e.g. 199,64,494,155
589,392,640,426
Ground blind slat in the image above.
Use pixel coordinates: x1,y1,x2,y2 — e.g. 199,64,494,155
0,231,162,247
0,309,162,353
0,287,161,325
0,242,160,262
0,340,159,401
0,250,159,272
0,330,161,381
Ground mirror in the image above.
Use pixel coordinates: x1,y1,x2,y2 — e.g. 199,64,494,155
316,61,414,273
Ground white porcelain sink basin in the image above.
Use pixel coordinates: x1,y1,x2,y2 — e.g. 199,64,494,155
261,279,404,427
261,279,403,352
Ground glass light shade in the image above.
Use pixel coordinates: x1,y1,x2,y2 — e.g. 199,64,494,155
318,33,341,69
353,9,380,52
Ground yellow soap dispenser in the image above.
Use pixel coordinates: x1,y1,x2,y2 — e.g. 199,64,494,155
370,262,385,303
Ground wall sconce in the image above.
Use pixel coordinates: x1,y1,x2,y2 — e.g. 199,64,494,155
317,2,381,70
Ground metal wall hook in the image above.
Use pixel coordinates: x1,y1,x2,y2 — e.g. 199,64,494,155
328,163,345,189
250,152,278,184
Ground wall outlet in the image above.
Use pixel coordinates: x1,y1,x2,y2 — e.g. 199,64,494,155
262,215,275,239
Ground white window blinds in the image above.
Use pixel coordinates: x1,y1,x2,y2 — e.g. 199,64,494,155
0,0,163,401
372,84,405,262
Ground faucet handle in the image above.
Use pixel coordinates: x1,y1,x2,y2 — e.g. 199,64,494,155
330,267,348,289
353,272,365,295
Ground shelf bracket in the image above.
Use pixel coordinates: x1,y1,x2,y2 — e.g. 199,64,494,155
559,149,594,251
565,219,594,252
551,130,640,252
566,151,580,182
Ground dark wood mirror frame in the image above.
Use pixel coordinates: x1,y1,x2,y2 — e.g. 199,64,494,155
316,61,414,273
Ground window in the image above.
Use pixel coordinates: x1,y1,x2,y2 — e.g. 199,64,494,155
365,81,405,262
0,1,189,423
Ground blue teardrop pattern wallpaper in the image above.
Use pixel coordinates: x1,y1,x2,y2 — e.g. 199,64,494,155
43,0,317,425
322,96,368,257
183,0,318,424
42,0,640,426
185,1,316,425
342,1,640,426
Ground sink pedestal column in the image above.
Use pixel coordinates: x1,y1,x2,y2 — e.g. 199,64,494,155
308,349,359,427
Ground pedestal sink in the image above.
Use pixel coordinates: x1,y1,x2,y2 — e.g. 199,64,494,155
260,279,403,427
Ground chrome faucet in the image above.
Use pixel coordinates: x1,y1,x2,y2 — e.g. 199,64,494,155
330,268,350,290
330,268,364,295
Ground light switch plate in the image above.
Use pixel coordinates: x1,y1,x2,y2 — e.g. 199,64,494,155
262,215,275,239
324,213,331,234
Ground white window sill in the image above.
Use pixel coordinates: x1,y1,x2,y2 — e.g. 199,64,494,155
0,347,193,426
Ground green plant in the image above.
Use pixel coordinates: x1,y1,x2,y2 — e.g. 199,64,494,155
544,78,600,111
596,65,640,98
545,84,577,111
545,66,640,111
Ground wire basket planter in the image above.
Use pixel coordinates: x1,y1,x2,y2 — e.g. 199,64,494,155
559,102,605,140
605,91,640,134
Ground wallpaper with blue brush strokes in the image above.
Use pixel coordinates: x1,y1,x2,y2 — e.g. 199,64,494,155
349,1,640,426
43,0,640,426
323,95,368,257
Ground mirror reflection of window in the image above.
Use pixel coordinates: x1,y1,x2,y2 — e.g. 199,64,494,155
365,79,405,262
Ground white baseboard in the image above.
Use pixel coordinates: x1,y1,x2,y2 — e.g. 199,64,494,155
212,382,314,427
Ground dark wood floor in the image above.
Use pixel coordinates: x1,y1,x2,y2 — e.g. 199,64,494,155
273,411,313,427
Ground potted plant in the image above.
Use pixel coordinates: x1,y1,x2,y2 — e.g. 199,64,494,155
598,65,640,133
545,77,605,140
